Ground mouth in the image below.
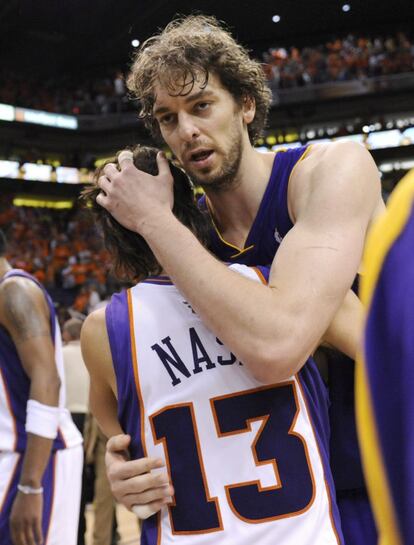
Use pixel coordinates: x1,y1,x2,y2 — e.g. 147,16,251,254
188,149,214,167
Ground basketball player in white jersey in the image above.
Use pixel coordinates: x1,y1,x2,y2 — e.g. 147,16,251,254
81,146,347,544
0,230,83,545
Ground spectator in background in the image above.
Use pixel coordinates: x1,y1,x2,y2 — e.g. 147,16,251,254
62,317,90,545
62,318,89,433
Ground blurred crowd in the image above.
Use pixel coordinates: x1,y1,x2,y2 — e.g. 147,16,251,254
0,69,134,116
263,31,414,89
0,196,124,324
1,32,413,115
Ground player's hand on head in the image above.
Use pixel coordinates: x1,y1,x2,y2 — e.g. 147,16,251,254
10,493,43,545
105,434,174,514
96,150,174,235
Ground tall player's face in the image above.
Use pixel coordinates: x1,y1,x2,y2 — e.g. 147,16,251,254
153,74,254,190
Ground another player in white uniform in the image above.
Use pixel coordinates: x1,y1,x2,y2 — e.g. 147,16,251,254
0,231,83,545
81,146,344,544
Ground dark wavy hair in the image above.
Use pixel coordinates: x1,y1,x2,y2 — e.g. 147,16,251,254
81,145,211,282
127,15,272,144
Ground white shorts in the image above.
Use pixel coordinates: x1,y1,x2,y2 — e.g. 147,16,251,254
0,445,83,545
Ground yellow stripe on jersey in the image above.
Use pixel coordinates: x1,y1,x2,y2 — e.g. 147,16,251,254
356,169,414,545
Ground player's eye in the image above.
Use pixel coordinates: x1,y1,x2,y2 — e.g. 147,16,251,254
194,102,210,112
159,113,176,126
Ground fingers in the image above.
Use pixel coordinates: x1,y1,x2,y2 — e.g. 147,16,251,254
33,519,43,545
11,520,40,545
118,150,134,169
107,433,131,452
96,174,111,195
127,484,174,505
131,495,172,520
102,163,119,178
108,456,165,481
132,503,160,520
109,466,172,508
156,151,172,179
10,523,26,545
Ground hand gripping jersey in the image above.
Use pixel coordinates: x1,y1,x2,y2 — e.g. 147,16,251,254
356,172,414,545
0,270,83,545
199,146,376,544
106,264,344,545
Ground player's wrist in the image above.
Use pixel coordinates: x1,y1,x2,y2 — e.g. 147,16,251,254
18,474,43,488
17,483,44,495
137,208,177,239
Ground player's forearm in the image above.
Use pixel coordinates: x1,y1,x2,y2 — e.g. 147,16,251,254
18,372,61,487
29,368,60,407
19,434,54,487
140,213,314,381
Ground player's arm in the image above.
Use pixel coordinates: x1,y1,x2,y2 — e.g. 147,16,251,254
98,142,380,382
320,286,363,358
80,308,123,439
0,277,60,545
81,309,173,516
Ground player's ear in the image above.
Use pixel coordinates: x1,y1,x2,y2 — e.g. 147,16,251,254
242,95,256,125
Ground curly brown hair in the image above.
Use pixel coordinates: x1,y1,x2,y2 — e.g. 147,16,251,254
81,145,211,282
127,15,272,144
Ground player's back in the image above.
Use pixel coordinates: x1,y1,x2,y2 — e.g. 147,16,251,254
106,264,344,545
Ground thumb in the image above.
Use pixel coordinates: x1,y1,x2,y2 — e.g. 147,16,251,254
156,151,172,180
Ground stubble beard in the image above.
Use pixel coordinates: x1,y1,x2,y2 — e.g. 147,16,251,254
189,123,244,193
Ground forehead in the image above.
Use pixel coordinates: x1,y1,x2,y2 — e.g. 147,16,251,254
153,73,229,111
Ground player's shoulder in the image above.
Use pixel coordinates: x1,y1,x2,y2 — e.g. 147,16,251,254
80,307,111,372
0,273,44,306
82,306,106,337
293,141,379,203
301,140,372,175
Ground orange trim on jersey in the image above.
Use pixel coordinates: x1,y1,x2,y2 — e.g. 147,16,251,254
44,452,57,545
149,402,224,535
229,245,255,259
204,196,255,255
127,289,148,457
251,266,267,285
0,366,18,451
127,288,161,545
295,374,342,545
0,452,20,514
210,381,316,524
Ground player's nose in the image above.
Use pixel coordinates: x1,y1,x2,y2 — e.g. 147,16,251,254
177,112,201,142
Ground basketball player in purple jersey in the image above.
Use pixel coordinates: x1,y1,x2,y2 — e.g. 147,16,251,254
357,172,414,545
0,230,83,545
96,16,385,545
82,145,346,545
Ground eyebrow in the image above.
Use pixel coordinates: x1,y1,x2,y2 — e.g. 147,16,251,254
153,89,216,117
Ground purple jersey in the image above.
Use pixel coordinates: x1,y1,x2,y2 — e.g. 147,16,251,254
199,145,376,544
357,174,414,545
198,147,308,265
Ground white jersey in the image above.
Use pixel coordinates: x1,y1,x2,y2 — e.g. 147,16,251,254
106,264,344,545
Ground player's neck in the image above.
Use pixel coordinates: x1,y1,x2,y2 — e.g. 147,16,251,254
206,149,275,236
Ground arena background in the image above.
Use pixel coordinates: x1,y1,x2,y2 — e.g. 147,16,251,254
0,1,413,542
